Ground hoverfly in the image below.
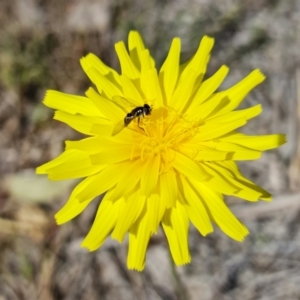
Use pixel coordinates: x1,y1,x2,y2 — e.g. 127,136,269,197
110,96,153,135
124,104,152,126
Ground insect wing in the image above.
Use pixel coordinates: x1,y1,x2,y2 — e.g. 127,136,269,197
111,95,142,112
112,119,125,136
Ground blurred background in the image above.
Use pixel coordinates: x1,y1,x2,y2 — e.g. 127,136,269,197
0,0,299,299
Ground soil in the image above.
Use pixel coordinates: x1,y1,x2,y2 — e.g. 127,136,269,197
0,0,299,299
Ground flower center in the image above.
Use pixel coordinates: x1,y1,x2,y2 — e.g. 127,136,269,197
136,107,199,169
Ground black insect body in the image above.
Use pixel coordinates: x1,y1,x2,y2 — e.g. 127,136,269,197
124,104,152,126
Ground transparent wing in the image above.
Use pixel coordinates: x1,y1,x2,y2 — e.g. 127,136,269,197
112,119,125,136
110,96,141,112
110,96,137,135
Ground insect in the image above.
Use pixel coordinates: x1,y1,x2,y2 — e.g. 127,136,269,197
124,104,152,126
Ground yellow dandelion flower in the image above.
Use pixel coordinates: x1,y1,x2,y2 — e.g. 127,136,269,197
37,31,286,271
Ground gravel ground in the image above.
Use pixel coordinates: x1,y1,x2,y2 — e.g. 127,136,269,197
0,0,299,299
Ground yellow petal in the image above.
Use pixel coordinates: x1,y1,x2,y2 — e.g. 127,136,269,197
179,144,234,161
191,180,249,241
159,38,181,104
115,41,140,79
90,144,140,165
200,141,262,160
129,31,145,52
206,104,262,123
220,133,286,151
230,151,262,160
172,151,209,181
80,53,120,84
82,67,123,99
201,161,270,200
81,199,121,250
186,65,229,113
128,31,155,68
66,135,142,157
145,68,164,108
54,110,113,136
140,49,151,71
112,126,146,144
195,150,232,161
76,161,130,202
162,202,191,266
48,157,105,181
127,208,151,271
119,75,144,106
55,179,95,224
216,69,266,114
169,68,197,113
147,193,166,234
37,149,106,180
107,159,144,201
204,161,270,201
180,35,214,84
140,154,161,196
128,31,146,71
192,119,247,142
180,175,213,236
111,192,146,242
215,161,272,201
186,94,230,121
44,90,102,117
141,56,163,107
201,166,240,196
160,170,178,208
65,137,119,154
85,87,124,122
36,150,76,174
